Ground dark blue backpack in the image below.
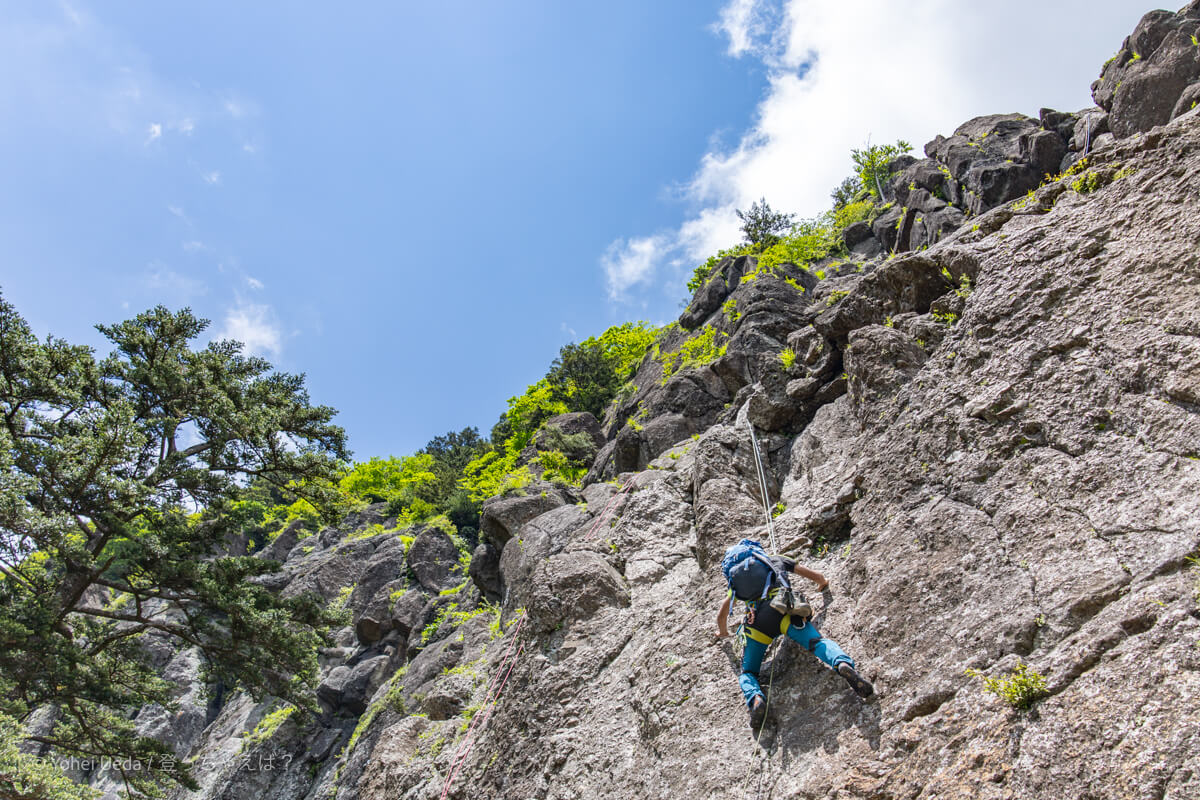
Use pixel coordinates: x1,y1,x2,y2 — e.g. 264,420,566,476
721,539,787,601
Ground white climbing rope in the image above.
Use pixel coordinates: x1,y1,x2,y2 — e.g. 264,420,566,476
745,420,779,554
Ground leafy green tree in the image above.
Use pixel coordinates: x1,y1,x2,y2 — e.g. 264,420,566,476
595,322,657,379
420,428,486,475
850,139,913,200
830,176,863,209
418,428,488,538
735,198,795,249
546,340,618,419
338,454,437,506
0,298,348,799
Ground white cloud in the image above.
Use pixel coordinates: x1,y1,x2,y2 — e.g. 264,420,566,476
245,276,264,290
607,0,1147,304
182,240,206,252
202,170,221,185
712,0,785,60
144,264,206,298
146,122,162,143
602,235,670,300
216,302,282,359
174,117,194,135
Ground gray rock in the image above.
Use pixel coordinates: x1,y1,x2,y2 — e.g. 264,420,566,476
526,551,630,633
1092,5,1200,137
406,526,462,593
480,481,573,546
468,540,503,601
388,588,429,639
844,324,928,425
317,656,390,715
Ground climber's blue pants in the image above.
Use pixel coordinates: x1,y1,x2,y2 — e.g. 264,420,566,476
739,618,853,706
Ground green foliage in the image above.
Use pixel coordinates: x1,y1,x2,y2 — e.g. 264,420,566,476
459,450,532,504
736,197,795,248
478,321,660,501
932,309,959,326
832,199,875,230
0,297,348,798
722,298,740,324
241,706,296,751
657,325,728,383
687,245,754,294
535,449,587,486
1070,170,1107,194
966,662,1048,709
501,379,568,454
755,218,840,272
419,601,498,647
339,454,437,507
826,290,849,306
830,176,863,209
779,348,796,370
594,322,659,380
0,711,101,800
851,139,913,199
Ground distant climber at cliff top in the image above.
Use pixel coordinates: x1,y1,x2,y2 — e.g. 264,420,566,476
716,539,874,728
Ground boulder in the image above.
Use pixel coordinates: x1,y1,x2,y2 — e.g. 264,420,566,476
348,535,408,614
680,255,754,330
844,325,929,425
406,527,461,593
1092,5,1200,137
468,540,503,602
317,656,390,715
389,589,430,640
842,220,874,249
479,481,573,547
526,551,630,633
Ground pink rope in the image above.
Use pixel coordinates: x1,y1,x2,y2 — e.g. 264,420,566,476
583,475,640,540
438,615,526,800
436,642,520,800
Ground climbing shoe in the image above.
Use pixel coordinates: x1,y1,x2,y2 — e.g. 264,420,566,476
748,695,767,730
838,663,875,699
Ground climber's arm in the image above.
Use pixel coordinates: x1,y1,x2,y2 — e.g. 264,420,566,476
793,564,829,592
715,592,732,638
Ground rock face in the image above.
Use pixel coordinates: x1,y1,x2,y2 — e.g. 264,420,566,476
91,12,1200,800
1093,2,1200,137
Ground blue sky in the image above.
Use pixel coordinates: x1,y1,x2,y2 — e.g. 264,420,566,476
0,0,1146,460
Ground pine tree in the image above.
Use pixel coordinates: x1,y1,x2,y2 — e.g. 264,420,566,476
0,297,349,798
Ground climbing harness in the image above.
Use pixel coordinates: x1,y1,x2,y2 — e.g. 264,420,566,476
737,419,788,798
745,421,811,619
438,613,527,800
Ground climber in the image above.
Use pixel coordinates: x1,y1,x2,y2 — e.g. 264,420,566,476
716,541,874,729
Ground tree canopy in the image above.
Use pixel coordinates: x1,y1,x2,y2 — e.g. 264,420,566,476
0,298,349,798
735,198,795,248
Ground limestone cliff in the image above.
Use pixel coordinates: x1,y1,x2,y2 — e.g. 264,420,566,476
98,5,1200,800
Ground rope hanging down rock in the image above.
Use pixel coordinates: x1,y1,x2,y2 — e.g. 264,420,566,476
438,613,527,800
745,420,779,554
741,418,784,799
